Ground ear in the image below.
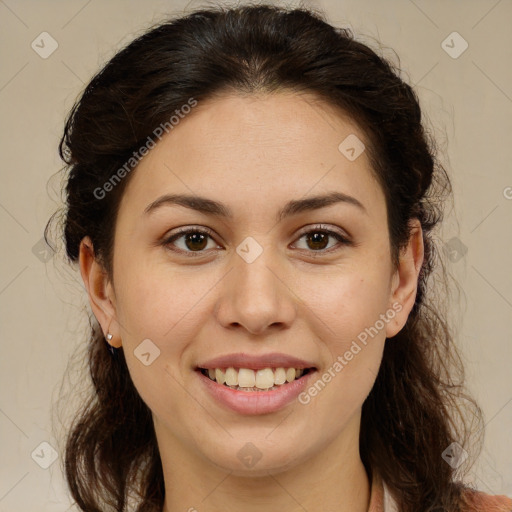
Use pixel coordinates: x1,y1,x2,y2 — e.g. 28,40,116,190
79,236,122,348
385,218,424,339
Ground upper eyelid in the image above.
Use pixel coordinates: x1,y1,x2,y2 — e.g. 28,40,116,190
296,224,349,238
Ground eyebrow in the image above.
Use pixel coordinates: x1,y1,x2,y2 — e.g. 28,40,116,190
143,191,367,221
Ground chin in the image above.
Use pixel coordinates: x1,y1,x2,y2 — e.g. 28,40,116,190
203,441,311,477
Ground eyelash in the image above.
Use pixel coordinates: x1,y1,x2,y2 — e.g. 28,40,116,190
162,224,352,258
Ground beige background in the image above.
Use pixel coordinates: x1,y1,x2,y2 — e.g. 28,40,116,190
1,0,511,510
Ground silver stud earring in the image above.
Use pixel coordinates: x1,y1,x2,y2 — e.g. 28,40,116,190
104,332,118,359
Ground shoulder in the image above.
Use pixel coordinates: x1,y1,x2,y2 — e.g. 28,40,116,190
374,470,512,512
378,475,512,512
461,486,512,512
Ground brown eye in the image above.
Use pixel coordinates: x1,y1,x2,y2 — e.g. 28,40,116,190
164,227,218,255
182,232,208,251
293,226,352,255
305,232,330,250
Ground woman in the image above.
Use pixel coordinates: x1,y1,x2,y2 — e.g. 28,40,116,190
47,4,512,511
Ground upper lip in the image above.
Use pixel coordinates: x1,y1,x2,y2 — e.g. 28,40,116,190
196,352,317,371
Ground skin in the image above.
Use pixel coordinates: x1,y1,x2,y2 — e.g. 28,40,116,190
79,91,424,512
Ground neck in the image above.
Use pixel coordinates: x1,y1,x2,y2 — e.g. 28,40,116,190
158,413,371,512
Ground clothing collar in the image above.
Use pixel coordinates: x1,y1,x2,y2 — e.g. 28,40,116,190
367,470,399,512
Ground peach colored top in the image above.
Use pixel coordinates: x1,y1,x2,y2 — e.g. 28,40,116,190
368,470,512,512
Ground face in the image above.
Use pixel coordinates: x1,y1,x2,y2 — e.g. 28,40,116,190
81,91,422,478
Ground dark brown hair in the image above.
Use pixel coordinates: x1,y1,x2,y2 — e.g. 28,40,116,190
46,4,483,511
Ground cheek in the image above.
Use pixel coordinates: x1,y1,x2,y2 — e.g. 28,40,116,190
295,263,390,394
297,264,392,335
112,262,203,415
300,315,386,424
321,340,384,420
319,292,387,392
113,251,208,341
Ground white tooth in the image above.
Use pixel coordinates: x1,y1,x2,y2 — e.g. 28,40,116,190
208,368,216,380
295,368,304,378
238,368,256,387
225,367,238,386
215,368,226,385
255,368,275,389
285,367,296,383
274,367,287,385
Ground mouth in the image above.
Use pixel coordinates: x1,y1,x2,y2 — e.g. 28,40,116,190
195,364,318,415
196,366,316,392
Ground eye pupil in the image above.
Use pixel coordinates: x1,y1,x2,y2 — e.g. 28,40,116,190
307,232,329,250
185,232,208,251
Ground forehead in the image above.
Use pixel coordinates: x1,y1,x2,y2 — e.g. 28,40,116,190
118,91,386,223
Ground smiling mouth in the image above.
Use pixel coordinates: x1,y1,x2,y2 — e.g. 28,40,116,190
197,366,315,392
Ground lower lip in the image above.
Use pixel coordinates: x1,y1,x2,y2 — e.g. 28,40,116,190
196,369,317,415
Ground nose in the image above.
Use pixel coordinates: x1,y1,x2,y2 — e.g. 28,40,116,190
214,243,297,336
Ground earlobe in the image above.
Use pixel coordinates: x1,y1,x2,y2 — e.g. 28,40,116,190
385,219,424,339
79,237,121,347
